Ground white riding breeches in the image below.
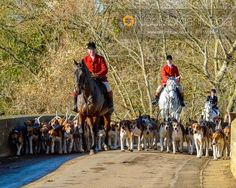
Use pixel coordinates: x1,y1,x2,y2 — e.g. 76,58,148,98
102,82,112,92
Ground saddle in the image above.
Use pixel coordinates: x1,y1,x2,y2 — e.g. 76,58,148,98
93,78,109,101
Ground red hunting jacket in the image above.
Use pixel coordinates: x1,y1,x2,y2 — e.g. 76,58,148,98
161,64,180,86
83,54,108,81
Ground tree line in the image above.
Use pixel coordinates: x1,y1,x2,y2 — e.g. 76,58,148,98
0,0,235,121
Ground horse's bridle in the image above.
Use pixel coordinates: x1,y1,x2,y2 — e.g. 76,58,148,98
75,64,87,94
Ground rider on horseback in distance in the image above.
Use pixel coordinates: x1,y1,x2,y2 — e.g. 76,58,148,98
73,42,114,112
206,89,218,113
152,55,185,107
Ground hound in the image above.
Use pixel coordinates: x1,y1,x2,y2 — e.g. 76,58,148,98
212,129,225,160
97,128,106,151
120,120,133,152
62,121,74,154
150,118,159,150
159,121,172,152
185,124,194,155
40,122,51,154
10,126,28,156
48,118,63,154
192,123,210,158
108,121,120,150
172,120,184,154
223,126,231,159
24,118,41,154
141,116,154,151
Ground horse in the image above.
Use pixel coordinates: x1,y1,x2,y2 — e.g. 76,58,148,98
74,60,112,154
158,77,182,121
202,101,220,122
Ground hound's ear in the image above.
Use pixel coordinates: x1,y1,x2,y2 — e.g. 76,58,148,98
147,115,150,119
74,59,79,66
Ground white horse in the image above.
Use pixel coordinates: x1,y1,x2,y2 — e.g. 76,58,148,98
202,101,220,122
159,78,182,121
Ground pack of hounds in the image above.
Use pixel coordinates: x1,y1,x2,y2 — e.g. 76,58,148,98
9,112,235,160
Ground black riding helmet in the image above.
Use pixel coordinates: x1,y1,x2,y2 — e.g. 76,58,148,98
166,55,173,60
211,89,216,93
87,42,96,50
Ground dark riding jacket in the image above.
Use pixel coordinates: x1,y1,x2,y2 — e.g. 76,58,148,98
206,95,218,108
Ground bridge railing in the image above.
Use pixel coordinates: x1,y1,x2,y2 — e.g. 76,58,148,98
0,115,66,157
231,119,236,178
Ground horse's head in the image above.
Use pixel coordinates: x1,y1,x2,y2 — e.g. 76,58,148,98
204,101,212,115
74,60,88,93
166,78,178,99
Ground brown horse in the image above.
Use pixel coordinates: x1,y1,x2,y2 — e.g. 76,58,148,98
74,60,112,154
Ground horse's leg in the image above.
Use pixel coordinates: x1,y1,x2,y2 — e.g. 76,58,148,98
103,113,111,151
129,133,133,152
205,138,209,157
87,117,95,155
78,114,87,151
93,117,99,152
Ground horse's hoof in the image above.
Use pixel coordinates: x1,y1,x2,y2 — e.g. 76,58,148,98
121,149,125,152
89,150,95,155
129,149,133,152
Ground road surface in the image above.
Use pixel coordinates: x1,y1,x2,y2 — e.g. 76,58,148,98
19,150,236,188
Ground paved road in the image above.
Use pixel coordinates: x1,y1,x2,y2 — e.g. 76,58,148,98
1,150,235,188
24,150,236,188
0,154,81,188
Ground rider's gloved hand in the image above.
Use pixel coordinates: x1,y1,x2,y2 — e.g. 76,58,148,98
91,73,98,78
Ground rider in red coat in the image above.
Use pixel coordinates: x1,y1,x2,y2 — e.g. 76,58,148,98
83,53,108,81
161,63,180,86
152,55,185,107
73,42,113,112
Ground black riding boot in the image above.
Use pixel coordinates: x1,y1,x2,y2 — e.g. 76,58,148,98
108,91,114,113
176,89,185,107
152,86,164,106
